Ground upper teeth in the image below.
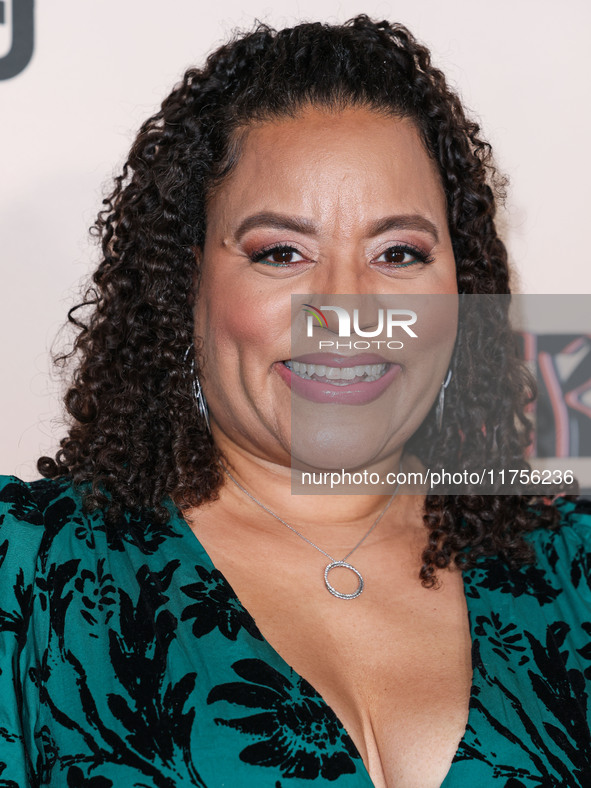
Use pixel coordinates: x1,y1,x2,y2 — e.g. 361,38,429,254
287,360,387,382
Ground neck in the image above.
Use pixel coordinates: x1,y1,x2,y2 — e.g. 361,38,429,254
214,438,424,547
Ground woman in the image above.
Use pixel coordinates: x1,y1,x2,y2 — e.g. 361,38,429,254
1,15,590,788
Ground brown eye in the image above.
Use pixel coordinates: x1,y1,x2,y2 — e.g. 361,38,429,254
270,248,297,263
251,245,306,266
383,249,408,264
374,245,431,268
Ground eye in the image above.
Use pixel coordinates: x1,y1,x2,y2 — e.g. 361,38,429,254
250,245,307,267
373,244,434,268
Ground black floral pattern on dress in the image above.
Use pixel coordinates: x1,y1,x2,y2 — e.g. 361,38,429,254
2,477,591,787
0,761,19,788
73,518,96,549
567,499,591,516
571,541,591,591
455,597,591,785
102,561,206,786
93,508,180,556
74,558,117,635
180,565,264,641
34,725,58,786
28,476,74,510
0,551,32,638
66,765,113,787
465,556,560,605
525,621,591,783
40,557,207,787
474,612,529,665
0,478,44,526
578,622,591,680
208,658,361,781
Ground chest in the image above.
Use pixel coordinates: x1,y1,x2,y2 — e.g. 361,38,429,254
200,542,473,788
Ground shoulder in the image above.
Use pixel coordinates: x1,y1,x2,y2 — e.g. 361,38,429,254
465,496,591,607
533,495,591,541
0,475,81,584
0,473,181,556
0,473,87,556
0,473,82,523
525,496,591,590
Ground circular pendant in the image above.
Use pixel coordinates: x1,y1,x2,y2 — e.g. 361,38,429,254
324,561,364,600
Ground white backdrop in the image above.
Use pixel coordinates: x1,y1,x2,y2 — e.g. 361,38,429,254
1,0,590,479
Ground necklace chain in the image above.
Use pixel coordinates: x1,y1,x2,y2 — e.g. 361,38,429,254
222,465,401,598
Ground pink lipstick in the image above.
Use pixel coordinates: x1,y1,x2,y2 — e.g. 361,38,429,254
275,353,401,404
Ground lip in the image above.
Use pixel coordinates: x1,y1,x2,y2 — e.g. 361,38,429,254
275,358,401,404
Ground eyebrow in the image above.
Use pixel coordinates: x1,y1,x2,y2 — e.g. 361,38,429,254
233,211,439,243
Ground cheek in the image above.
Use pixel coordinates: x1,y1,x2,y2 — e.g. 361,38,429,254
200,301,262,366
195,278,288,373
395,295,457,394
217,306,263,343
419,301,458,379
420,296,458,346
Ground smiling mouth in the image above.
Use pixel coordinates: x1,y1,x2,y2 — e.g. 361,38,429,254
283,359,390,385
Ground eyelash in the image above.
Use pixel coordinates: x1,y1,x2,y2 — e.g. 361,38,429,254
249,244,306,267
249,243,435,268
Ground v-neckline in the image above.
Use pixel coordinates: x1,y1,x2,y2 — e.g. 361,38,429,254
171,502,482,788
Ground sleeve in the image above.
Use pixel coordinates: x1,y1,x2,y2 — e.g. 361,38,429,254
0,476,46,788
560,496,591,586
553,495,591,542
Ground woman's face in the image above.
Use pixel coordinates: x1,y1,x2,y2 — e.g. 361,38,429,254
194,104,458,471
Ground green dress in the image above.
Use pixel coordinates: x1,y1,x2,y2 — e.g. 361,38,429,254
0,474,590,787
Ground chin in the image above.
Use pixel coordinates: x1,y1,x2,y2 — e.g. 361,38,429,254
290,421,395,472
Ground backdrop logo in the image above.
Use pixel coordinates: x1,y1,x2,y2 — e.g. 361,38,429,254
302,303,418,350
0,0,34,80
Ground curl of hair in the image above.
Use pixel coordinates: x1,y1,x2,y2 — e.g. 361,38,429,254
39,15,567,585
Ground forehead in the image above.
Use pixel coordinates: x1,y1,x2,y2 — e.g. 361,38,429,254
206,105,447,231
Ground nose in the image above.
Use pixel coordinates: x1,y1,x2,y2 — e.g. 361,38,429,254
313,251,373,296
307,254,384,337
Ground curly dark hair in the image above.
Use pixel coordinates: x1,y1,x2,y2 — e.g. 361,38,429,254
39,15,564,586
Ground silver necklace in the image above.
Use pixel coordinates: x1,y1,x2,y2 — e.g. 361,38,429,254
222,466,400,600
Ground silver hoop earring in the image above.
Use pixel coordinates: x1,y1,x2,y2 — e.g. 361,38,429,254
183,346,211,433
435,369,452,433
